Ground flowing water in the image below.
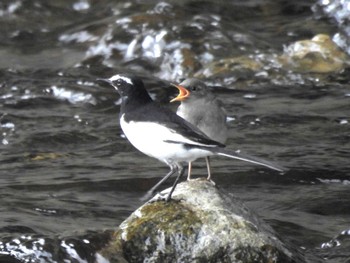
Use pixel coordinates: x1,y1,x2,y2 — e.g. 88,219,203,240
0,0,350,262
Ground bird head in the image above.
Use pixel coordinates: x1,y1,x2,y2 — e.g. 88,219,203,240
98,74,150,101
170,78,209,102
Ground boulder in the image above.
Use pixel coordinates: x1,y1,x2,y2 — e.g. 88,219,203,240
97,179,305,263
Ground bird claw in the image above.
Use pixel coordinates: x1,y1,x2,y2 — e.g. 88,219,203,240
147,192,171,203
186,178,196,182
148,192,185,203
207,178,216,185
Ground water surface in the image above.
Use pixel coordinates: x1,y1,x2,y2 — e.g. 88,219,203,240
0,0,350,262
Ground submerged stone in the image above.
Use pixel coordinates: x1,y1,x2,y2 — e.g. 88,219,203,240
98,180,305,263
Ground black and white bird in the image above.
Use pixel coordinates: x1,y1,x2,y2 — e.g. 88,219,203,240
170,78,228,181
100,74,284,201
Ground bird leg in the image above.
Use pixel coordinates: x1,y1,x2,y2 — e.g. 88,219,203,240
141,165,177,201
205,157,212,180
166,165,184,202
205,157,216,185
187,161,193,180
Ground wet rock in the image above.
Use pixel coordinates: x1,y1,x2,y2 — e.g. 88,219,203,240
279,34,349,73
313,0,350,55
0,230,114,263
98,180,304,263
195,55,263,80
196,34,349,82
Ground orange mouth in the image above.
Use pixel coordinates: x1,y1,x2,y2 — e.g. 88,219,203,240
170,84,190,102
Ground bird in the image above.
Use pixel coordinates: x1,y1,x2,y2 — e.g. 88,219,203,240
99,74,284,202
170,78,228,181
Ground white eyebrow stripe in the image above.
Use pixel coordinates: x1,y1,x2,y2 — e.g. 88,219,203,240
108,74,133,85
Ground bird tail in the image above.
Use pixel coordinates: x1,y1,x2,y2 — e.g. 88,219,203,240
210,147,285,172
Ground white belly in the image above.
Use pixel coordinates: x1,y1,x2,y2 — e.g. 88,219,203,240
120,114,213,164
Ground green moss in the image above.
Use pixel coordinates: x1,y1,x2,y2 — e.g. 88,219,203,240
116,201,203,262
98,229,128,262
124,201,202,241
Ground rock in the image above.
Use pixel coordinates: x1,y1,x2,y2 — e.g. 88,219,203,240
279,34,350,73
98,180,305,263
195,56,263,79
313,0,350,55
195,34,349,83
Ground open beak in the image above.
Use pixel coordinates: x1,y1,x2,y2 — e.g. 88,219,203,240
170,84,190,102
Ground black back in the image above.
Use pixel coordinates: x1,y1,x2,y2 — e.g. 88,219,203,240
110,74,225,148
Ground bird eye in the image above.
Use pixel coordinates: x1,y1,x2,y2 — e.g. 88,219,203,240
116,79,123,86
191,86,197,91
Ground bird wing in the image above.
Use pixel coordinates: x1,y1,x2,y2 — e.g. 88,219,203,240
124,102,225,148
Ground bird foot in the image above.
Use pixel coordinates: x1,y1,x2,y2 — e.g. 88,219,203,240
148,192,185,203
147,192,172,203
186,178,197,182
187,177,216,185
207,178,216,185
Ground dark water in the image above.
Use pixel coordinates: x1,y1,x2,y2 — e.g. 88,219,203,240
0,0,350,262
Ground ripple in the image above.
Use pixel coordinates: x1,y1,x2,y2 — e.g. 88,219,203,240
73,0,90,11
51,86,97,105
0,1,21,17
59,31,98,44
0,1,350,262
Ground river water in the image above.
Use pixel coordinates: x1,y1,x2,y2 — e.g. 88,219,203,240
0,0,350,262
